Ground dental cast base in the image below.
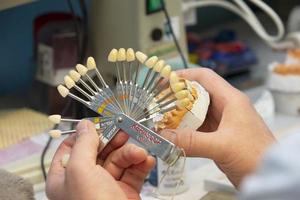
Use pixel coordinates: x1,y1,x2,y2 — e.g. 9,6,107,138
49,48,210,166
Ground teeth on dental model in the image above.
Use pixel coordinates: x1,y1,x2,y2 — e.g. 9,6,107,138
49,130,62,138
57,85,69,98
176,98,190,108
135,51,148,63
153,60,165,72
117,48,126,61
145,56,158,68
171,82,186,92
62,153,70,168
170,72,180,83
76,64,88,76
64,75,76,89
87,57,96,70
49,114,61,124
175,90,189,100
69,70,81,82
108,48,118,62
126,48,135,62
160,65,172,78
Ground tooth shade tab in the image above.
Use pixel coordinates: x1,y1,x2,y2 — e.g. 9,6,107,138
145,56,158,68
176,98,190,108
175,90,189,99
49,115,61,124
76,64,88,76
62,153,70,167
57,85,69,98
64,75,76,89
126,48,135,62
160,65,171,78
49,130,62,138
117,48,126,61
87,57,96,70
171,82,186,92
69,70,81,82
108,48,118,62
153,60,165,72
170,71,179,83
135,51,148,63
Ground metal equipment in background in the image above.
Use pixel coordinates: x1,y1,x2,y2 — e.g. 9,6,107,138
89,0,187,85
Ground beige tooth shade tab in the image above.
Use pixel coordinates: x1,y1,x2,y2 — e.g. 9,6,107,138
126,48,135,62
117,48,126,61
57,85,69,98
64,75,76,89
108,48,118,62
176,98,190,108
153,60,165,72
136,51,148,63
144,56,158,68
169,71,179,84
87,57,96,70
160,65,171,78
69,70,81,82
175,90,189,99
48,114,61,124
76,64,88,76
49,130,62,138
62,153,70,167
171,82,186,92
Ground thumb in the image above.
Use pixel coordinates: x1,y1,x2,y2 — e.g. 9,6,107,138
69,120,101,166
160,128,219,159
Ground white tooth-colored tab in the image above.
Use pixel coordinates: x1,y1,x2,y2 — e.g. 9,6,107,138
117,48,126,61
64,75,76,89
135,51,148,63
57,85,69,98
126,48,135,62
153,60,165,72
49,130,62,138
160,65,171,78
145,56,158,68
62,153,70,167
169,71,179,83
87,57,96,70
176,98,190,108
76,64,88,76
69,70,81,82
48,115,61,124
171,82,186,92
188,93,194,100
175,90,189,99
108,48,118,62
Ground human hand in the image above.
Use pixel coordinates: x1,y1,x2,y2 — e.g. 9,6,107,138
46,120,155,200
160,68,276,188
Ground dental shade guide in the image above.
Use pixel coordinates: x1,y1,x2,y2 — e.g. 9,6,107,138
49,48,210,166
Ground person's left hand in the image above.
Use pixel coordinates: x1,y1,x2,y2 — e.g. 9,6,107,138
46,120,155,200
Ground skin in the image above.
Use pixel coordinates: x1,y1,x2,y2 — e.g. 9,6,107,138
46,120,155,200
160,68,276,188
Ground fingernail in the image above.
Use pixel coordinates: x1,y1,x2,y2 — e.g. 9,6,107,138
77,120,89,135
160,129,177,142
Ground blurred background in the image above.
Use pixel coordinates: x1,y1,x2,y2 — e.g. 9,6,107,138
0,0,300,199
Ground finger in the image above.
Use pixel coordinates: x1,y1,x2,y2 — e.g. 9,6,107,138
103,144,148,180
68,120,100,167
160,128,220,159
120,156,155,192
98,131,129,160
176,68,241,109
46,133,76,199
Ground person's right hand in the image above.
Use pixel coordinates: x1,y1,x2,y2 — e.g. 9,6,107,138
160,68,276,188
